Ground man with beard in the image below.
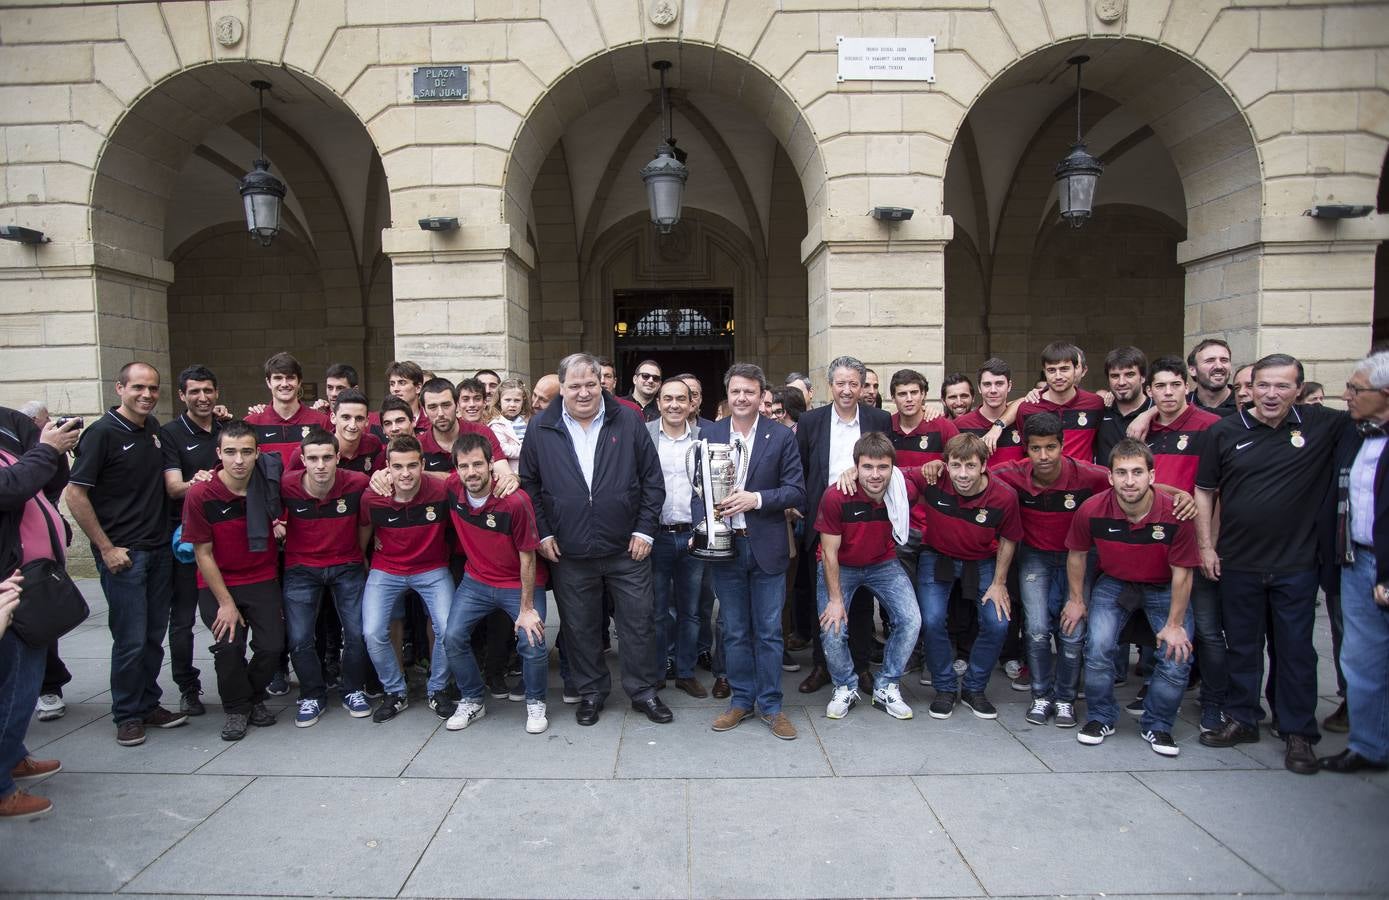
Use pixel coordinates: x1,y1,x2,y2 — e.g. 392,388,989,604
624,359,663,422
863,369,883,409
941,374,974,420
954,360,1025,468
1095,347,1153,466
1187,339,1239,417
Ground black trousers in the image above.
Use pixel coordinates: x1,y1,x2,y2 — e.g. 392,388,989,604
40,642,71,696
198,579,286,715
169,559,203,694
550,552,659,703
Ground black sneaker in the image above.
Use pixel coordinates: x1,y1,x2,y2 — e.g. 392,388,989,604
248,703,276,727
665,658,677,680
428,692,457,719
486,674,510,700
221,712,249,741
1077,720,1115,745
1142,729,1180,757
508,681,526,702
1125,684,1148,716
266,671,291,697
373,694,408,723
179,690,206,717
928,692,957,720
960,690,997,719
697,650,713,672
781,651,801,672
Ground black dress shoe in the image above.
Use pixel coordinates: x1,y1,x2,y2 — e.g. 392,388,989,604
1199,717,1259,748
575,697,604,726
1285,734,1319,775
1319,748,1389,773
632,695,674,724
711,676,731,699
798,664,830,694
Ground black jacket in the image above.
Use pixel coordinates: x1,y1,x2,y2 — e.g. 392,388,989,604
795,403,893,548
1329,418,1389,586
0,407,70,574
519,392,664,559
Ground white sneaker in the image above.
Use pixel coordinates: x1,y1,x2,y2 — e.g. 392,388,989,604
35,694,65,721
952,658,968,676
871,683,913,720
825,684,858,719
1004,659,1023,680
525,700,549,734
445,699,486,731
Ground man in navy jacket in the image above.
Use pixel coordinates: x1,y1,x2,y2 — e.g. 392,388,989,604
519,352,670,727
695,363,806,739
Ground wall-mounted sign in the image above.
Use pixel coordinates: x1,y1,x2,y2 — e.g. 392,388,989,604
836,37,935,82
413,66,469,101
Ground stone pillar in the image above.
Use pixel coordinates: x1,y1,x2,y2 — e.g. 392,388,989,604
802,216,951,390
383,224,535,384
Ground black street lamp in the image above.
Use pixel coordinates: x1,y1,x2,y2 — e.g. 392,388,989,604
640,60,689,234
238,80,287,247
1054,55,1103,228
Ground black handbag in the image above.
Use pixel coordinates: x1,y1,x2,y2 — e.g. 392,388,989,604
10,501,89,648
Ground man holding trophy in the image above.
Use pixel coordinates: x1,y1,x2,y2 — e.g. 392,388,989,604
693,363,806,740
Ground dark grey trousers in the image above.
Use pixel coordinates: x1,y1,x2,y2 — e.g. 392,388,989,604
551,552,659,703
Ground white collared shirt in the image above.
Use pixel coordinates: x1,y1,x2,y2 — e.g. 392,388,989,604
656,422,696,525
827,406,861,485
728,420,759,530
1350,434,1385,547
560,403,603,492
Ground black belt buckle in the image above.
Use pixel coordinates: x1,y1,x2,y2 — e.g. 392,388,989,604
661,523,692,533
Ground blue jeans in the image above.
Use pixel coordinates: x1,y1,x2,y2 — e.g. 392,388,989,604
818,559,920,689
1189,570,1226,715
1341,547,1389,762
651,531,704,678
362,567,453,696
1083,575,1194,733
0,631,45,798
1219,568,1319,737
1018,546,1085,702
917,552,1004,693
283,563,368,701
446,575,548,701
708,536,785,714
96,546,173,724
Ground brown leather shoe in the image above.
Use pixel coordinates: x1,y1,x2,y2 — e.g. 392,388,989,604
142,706,189,729
0,788,52,820
798,664,830,693
857,670,874,695
10,756,61,782
1321,700,1349,733
761,711,798,740
116,721,146,747
674,677,708,699
712,707,751,732
711,676,731,699
784,634,810,652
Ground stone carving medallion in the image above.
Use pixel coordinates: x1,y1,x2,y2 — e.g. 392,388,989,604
215,15,244,47
650,0,678,28
1095,0,1125,23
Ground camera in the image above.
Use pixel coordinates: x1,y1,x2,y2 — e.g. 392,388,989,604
53,416,83,430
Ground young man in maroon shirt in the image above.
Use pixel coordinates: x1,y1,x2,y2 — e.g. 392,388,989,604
815,433,922,721
181,421,284,742
1062,438,1197,757
954,359,1026,468
358,435,454,723
415,378,508,483
888,369,958,557
1017,342,1106,463
280,428,373,726
244,352,331,464
911,433,1023,719
441,434,551,734
992,413,1110,727
285,389,382,475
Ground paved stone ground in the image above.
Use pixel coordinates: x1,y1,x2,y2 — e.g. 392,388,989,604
1,579,1387,899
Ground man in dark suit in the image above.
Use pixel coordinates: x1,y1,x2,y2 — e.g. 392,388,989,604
795,356,893,692
1320,350,1389,774
696,363,805,739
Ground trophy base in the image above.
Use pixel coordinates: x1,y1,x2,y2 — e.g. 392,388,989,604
690,530,737,562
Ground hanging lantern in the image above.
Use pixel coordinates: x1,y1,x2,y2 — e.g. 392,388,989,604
640,60,689,234
1054,56,1103,228
238,80,287,247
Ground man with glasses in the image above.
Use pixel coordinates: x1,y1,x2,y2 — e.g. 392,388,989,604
624,359,663,422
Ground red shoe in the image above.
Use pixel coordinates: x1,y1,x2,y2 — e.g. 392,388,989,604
11,756,61,782
0,788,52,820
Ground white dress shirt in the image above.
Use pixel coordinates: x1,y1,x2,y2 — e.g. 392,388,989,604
728,420,761,530
1350,434,1385,547
827,406,861,485
560,403,603,492
656,422,696,525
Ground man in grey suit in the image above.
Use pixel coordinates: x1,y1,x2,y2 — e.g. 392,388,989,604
646,378,707,698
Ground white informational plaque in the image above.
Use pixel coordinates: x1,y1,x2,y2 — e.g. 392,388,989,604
836,36,936,82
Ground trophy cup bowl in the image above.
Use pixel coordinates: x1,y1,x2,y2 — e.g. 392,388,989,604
687,438,748,561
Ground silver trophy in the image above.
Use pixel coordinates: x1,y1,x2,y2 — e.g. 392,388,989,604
686,437,749,561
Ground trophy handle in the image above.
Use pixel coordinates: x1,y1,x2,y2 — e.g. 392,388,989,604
685,441,702,494
732,435,751,491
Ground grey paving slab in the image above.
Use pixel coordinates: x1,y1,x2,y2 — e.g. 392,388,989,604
402,778,689,898
53,654,117,704
126,775,465,897
1138,769,1389,893
21,700,111,751
405,698,623,779
0,772,250,894
809,702,1050,775
615,705,833,778
199,703,442,777
689,775,980,898
53,621,124,659
916,772,1280,896
34,707,237,774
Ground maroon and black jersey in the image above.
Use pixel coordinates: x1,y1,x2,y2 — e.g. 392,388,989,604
445,474,549,589
909,470,1023,561
182,475,278,588
245,405,331,464
367,407,431,442
1018,390,1106,463
1066,488,1199,584
284,432,384,476
359,476,450,575
281,470,369,569
889,413,958,532
813,482,915,568
1146,404,1221,494
418,423,504,474
954,409,1025,469
991,457,1111,552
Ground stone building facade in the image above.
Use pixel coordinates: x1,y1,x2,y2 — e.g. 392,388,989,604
0,0,1386,422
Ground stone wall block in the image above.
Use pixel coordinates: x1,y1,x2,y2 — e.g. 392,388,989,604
1162,0,1224,55
540,0,605,63
1324,6,1389,49
591,0,645,47
283,0,347,73
5,126,61,165
317,27,379,94
752,12,816,80
93,43,151,107
0,6,118,43
247,0,296,62
0,46,94,86
159,1,212,67
508,21,573,85
716,0,776,57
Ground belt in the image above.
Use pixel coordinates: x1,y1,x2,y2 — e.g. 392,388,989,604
731,528,749,537
660,523,692,533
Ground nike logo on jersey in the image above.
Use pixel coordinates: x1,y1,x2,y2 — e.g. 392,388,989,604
294,506,310,514
1107,527,1122,533
936,500,950,507
1235,440,1255,450
849,509,868,518
387,516,400,523
221,507,233,515
186,444,199,451
122,443,135,451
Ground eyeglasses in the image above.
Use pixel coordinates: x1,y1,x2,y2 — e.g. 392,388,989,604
1345,383,1380,395
637,372,661,381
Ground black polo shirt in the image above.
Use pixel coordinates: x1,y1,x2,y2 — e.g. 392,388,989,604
1095,396,1153,467
160,413,222,525
69,407,169,550
1189,390,1239,418
1195,403,1344,573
